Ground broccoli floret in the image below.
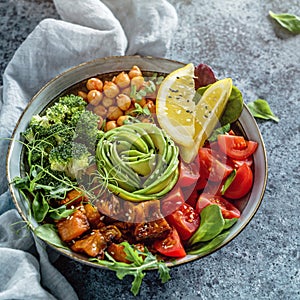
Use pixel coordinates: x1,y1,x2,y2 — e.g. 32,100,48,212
49,142,91,179
45,95,87,125
58,94,87,114
73,110,103,151
29,115,50,127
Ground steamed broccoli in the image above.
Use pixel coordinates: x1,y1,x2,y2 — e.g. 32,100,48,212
72,110,103,151
45,94,87,125
49,141,91,179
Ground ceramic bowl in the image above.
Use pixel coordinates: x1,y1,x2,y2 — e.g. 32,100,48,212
6,56,267,267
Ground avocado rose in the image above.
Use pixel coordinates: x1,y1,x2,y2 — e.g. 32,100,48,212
95,122,179,201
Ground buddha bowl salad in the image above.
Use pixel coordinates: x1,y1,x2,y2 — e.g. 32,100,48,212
12,63,258,295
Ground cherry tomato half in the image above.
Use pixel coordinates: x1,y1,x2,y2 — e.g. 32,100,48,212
177,160,200,188
195,193,241,219
153,227,186,258
198,148,233,182
217,134,258,160
166,203,200,240
161,187,185,217
224,163,253,199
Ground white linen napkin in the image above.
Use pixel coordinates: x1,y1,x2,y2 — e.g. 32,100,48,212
0,1,177,299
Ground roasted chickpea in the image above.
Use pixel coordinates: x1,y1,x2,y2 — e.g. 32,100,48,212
78,90,88,101
93,105,107,117
105,121,117,131
107,106,123,120
133,98,146,107
143,100,156,114
117,115,129,126
103,81,120,98
129,66,142,79
86,78,103,91
87,90,103,106
116,94,132,111
121,87,131,96
131,76,145,91
102,96,115,108
115,72,130,89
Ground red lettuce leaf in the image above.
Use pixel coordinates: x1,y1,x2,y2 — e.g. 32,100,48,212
194,64,217,89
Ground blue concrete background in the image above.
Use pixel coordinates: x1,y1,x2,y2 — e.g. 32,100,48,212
1,1,299,299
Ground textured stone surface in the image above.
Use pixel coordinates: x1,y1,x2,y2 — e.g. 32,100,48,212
1,0,300,299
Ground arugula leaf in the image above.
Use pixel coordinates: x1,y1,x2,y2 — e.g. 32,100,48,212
90,241,171,296
269,11,300,34
221,169,236,195
247,99,279,122
208,123,230,142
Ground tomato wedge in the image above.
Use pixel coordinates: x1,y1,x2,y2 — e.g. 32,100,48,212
153,227,186,258
166,203,200,240
195,193,241,219
198,148,233,182
177,160,200,187
224,163,253,199
161,187,185,217
217,134,258,160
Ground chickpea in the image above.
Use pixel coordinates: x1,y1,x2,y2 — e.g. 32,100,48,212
107,106,123,121
115,72,130,89
93,105,107,117
105,121,117,131
133,98,146,107
78,90,88,101
124,107,137,117
129,66,142,79
141,117,151,123
121,87,131,96
143,100,156,114
86,78,103,91
102,96,115,108
103,81,120,98
87,90,103,106
116,94,132,111
131,76,145,91
117,115,129,126
97,116,104,129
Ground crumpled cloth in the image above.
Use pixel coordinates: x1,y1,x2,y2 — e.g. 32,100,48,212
0,1,177,299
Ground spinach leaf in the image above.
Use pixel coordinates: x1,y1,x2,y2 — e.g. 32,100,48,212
247,99,279,122
34,223,69,250
208,123,230,142
32,193,49,222
269,11,300,34
221,169,237,195
188,230,231,255
223,218,238,230
188,204,225,246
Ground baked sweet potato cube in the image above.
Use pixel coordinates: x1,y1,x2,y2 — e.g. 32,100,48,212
84,203,103,228
71,230,107,257
107,243,131,263
57,210,90,242
134,218,171,241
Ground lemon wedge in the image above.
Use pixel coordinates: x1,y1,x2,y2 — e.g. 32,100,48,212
156,63,196,148
156,63,233,163
180,78,233,162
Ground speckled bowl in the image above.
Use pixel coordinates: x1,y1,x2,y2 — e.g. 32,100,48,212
6,55,267,268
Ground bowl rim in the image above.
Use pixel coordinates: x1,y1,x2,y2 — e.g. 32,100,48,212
6,55,268,268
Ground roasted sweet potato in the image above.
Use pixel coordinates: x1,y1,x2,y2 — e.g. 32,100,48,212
107,243,131,263
71,230,107,257
134,218,171,242
84,203,104,228
56,209,90,242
